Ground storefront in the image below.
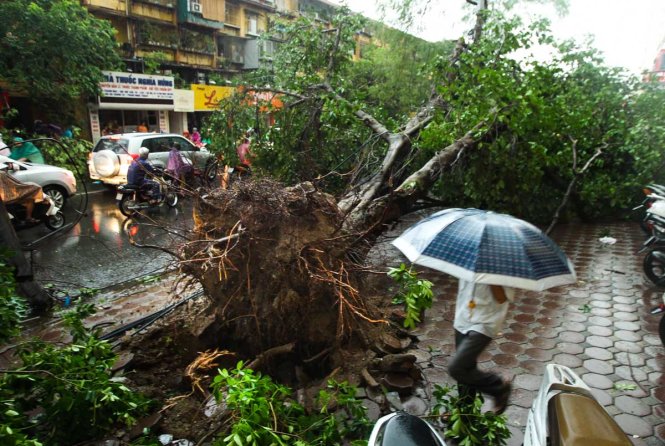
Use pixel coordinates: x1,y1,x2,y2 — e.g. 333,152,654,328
188,83,235,132
89,71,183,142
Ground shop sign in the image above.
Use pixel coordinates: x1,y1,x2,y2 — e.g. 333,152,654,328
174,89,195,112
191,84,234,111
100,71,174,104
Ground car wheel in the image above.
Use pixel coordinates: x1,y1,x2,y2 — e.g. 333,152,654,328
45,211,65,230
42,185,67,209
93,149,121,178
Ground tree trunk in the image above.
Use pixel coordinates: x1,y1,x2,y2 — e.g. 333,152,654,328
0,199,52,312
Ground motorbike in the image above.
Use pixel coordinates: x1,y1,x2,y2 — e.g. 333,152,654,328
7,195,65,231
634,184,665,235
368,364,633,446
524,364,632,446
116,170,178,217
368,411,446,446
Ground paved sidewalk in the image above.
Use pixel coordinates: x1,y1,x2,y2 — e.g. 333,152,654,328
370,219,665,445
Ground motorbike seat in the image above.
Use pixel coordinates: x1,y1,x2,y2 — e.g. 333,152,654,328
547,392,631,446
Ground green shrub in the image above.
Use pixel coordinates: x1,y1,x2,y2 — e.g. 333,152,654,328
0,303,150,444
387,263,434,329
0,252,28,343
211,362,370,445
432,384,510,446
38,128,92,175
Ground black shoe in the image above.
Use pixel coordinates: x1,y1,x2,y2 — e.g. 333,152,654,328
493,381,512,415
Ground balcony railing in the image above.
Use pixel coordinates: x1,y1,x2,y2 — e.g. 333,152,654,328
134,0,176,8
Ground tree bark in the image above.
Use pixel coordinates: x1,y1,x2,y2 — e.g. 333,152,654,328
0,199,52,312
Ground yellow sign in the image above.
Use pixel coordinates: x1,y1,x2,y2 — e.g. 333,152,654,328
191,84,234,111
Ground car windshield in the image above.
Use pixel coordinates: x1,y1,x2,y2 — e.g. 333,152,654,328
93,138,129,154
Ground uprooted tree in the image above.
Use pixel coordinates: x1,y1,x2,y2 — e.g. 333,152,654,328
151,0,665,391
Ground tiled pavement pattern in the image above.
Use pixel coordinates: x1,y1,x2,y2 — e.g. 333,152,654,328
367,217,665,445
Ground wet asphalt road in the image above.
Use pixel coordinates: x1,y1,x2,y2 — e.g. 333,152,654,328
17,183,193,291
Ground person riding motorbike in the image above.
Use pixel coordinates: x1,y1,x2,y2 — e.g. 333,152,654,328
9,137,44,164
127,147,161,203
0,163,43,223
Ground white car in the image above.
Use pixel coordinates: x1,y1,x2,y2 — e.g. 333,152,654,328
0,155,77,208
88,133,214,186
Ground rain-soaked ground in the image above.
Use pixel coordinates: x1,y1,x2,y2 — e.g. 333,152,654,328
17,183,191,291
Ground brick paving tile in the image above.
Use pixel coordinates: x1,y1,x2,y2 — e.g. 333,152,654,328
586,346,614,361
492,353,520,368
614,295,637,305
616,330,643,342
588,325,614,337
657,424,665,444
615,320,642,331
582,373,615,390
556,342,584,355
592,308,617,318
615,352,647,367
514,374,542,391
532,326,560,338
648,372,664,386
615,414,655,438
552,353,583,368
590,387,613,407
503,332,529,343
559,331,586,343
614,303,638,312
615,312,641,322
616,365,648,382
587,335,614,348
529,337,557,349
584,359,614,375
508,322,530,334
589,315,614,327
615,396,653,416
615,341,644,353
561,321,587,332
499,342,524,355
519,360,546,375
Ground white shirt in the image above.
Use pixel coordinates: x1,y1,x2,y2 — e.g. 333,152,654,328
453,280,515,338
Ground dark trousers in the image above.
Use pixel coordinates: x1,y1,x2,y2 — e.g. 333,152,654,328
448,329,505,404
141,179,161,200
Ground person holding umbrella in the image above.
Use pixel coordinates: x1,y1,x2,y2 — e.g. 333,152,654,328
449,280,514,412
392,208,576,415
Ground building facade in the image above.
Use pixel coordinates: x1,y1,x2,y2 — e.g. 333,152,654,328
80,0,349,141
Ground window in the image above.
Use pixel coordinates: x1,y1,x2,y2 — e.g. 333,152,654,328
246,12,259,35
260,40,276,58
225,3,240,27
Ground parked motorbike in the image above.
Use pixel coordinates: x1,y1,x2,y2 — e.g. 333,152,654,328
369,364,633,446
7,195,65,231
368,411,446,446
524,364,631,446
634,184,665,235
116,171,178,217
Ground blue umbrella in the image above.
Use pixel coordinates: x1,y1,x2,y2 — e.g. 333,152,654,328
391,208,576,291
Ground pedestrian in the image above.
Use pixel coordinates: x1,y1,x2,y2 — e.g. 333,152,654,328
137,121,149,133
9,137,45,164
166,146,192,186
191,127,201,145
236,133,253,167
448,280,513,413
